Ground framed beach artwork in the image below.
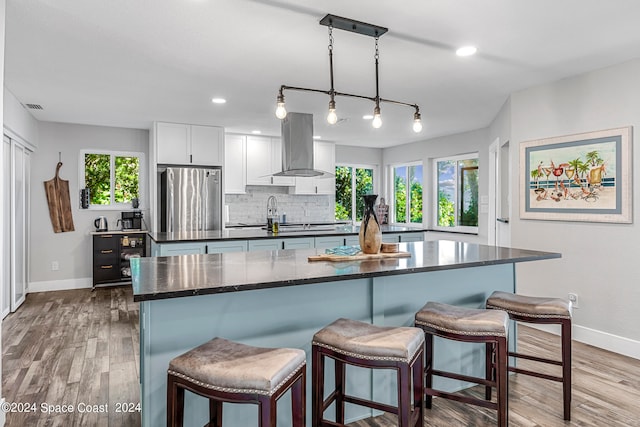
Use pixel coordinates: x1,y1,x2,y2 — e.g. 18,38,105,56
520,127,632,223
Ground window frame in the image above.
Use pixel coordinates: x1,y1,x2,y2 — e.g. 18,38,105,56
79,149,146,210
389,161,424,228
432,152,479,234
334,163,377,224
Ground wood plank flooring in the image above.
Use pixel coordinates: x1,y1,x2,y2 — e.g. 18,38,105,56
3,287,640,426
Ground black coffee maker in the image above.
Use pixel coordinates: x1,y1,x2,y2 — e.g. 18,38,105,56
121,211,143,230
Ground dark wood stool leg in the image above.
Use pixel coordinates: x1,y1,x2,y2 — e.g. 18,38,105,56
424,333,433,409
397,363,411,427
561,318,572,421
312,345,324,426
208,400,222,427
167,374,184,427
334,359,345,423
258,395,277,427
291,371,306,427
412,351,424,427
495,336,508,427
485,342,494,400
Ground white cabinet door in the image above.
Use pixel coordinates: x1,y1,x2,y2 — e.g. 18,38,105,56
191,125,223,166
282,238,314,250
224,135,246,194
399,232,424,242
11,143,27,312
157,122,190,164
246,136,273,185
207,241,248,253
2,137,11,318
314,236,346,249
158,243,206,256
248,240,283,251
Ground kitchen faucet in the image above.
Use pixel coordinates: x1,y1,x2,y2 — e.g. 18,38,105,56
267,195,278,222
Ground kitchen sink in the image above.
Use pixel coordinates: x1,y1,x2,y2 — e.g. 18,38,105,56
260,223,338,232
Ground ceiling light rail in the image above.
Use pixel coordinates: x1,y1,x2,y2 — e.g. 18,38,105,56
275,14,422,133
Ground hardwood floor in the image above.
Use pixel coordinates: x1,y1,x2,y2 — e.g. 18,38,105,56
3,287,639,426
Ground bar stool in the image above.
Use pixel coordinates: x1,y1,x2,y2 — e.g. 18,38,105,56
486,291,572,421
414,302,509,427
167,337,306,427
312,318,424,427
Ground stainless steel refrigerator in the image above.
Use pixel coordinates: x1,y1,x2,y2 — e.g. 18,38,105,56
159,166,222,232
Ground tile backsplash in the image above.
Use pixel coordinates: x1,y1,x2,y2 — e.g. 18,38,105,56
225,186,335,225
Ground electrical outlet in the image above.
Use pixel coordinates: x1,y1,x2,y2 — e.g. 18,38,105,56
568,293,579,308
51,261,59,271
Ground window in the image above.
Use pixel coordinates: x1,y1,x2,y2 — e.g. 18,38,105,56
81,150,144,208
434,154,478,232
335,165,374,222
392,163,423,224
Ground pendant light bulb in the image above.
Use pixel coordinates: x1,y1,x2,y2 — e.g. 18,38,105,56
372,105,382,129
412,111,423,133
327,99,338,124
275,93,287,119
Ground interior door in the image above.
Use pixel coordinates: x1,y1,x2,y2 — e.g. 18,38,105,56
2,136,11,318
488,139,511,247
11,142,27,312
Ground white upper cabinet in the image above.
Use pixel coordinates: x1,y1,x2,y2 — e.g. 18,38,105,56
224,134,246,194
246,136,294,186
156,122,223,166
292,141,335,195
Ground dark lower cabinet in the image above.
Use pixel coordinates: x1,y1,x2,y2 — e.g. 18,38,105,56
92,232,146,289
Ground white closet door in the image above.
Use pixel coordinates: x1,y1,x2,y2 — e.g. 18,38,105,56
11,143,26,312
2,137,11,318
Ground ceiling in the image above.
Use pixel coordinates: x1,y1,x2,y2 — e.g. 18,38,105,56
5,0,640,148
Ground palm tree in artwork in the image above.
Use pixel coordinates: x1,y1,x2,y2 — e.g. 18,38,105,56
530,168,541,189
577,161,590,187
585,150,603,167
567,158,584,187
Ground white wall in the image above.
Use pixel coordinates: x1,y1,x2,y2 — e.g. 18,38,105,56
510,58,640,357
29,122,149,291
0,1,6,422
382,128,491,243
3,87,38,148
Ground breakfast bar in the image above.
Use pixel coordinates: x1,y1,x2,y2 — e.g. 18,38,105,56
132,240,560,427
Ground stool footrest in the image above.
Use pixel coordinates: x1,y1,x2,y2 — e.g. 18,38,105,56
510,351,562,366
509,366,564,383
426,388,498,411
431,368,495,388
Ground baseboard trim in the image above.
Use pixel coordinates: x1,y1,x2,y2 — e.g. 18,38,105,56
525,323,640,360
28,277,92,293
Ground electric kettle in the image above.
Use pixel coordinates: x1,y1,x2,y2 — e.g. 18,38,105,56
94,216,108,232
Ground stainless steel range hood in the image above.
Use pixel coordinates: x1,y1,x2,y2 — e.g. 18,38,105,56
274,112,332,177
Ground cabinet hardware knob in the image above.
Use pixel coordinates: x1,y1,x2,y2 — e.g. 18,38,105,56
101,265,113,269
101,250,113,254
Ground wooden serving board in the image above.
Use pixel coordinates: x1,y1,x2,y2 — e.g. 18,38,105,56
308,251,411,262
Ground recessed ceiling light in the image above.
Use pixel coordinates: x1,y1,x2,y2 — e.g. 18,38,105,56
251,130,261,134
362,115,374,120
211,97,227,104
313,135,321,140
456,46,477,57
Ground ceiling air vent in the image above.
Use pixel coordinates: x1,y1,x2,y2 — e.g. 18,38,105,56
25,104,43,110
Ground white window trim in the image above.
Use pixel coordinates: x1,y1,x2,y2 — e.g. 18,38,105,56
335,163,378,224
388,161,424,228
432,152,478,233
79,149,146,210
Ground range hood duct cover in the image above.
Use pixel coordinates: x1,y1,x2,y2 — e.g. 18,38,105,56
274,112,331,177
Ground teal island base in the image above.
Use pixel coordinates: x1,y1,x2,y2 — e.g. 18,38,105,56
139,263,519,426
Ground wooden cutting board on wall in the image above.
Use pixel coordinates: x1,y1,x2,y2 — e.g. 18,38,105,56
44,162,75,233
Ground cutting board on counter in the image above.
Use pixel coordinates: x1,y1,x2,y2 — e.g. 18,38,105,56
308,251,411,262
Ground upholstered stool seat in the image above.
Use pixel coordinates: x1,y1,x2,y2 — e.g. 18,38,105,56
167,337,306,427
312,318,424,427
486,291,572,421
415,302,509,427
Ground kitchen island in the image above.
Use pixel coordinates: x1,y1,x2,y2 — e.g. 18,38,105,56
132,240,560,426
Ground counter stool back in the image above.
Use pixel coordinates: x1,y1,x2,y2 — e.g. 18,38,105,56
312,318,424,427
486,291,572,421
167,337,306,427
415,302,510,427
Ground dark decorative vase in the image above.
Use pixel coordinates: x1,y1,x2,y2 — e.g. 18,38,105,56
359,194,382,254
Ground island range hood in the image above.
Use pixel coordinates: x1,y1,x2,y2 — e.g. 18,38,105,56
274,112,332,177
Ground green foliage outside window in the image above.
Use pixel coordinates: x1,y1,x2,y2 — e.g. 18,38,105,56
438,190,455,226
410,181,423,223
394,165,422,223
85,153,140,206
394,174,406,222
335,166,374,221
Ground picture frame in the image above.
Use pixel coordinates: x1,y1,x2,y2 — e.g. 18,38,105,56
520,126,632,223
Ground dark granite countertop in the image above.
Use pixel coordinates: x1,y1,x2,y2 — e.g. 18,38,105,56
131,240,561,302
148,224,425,243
